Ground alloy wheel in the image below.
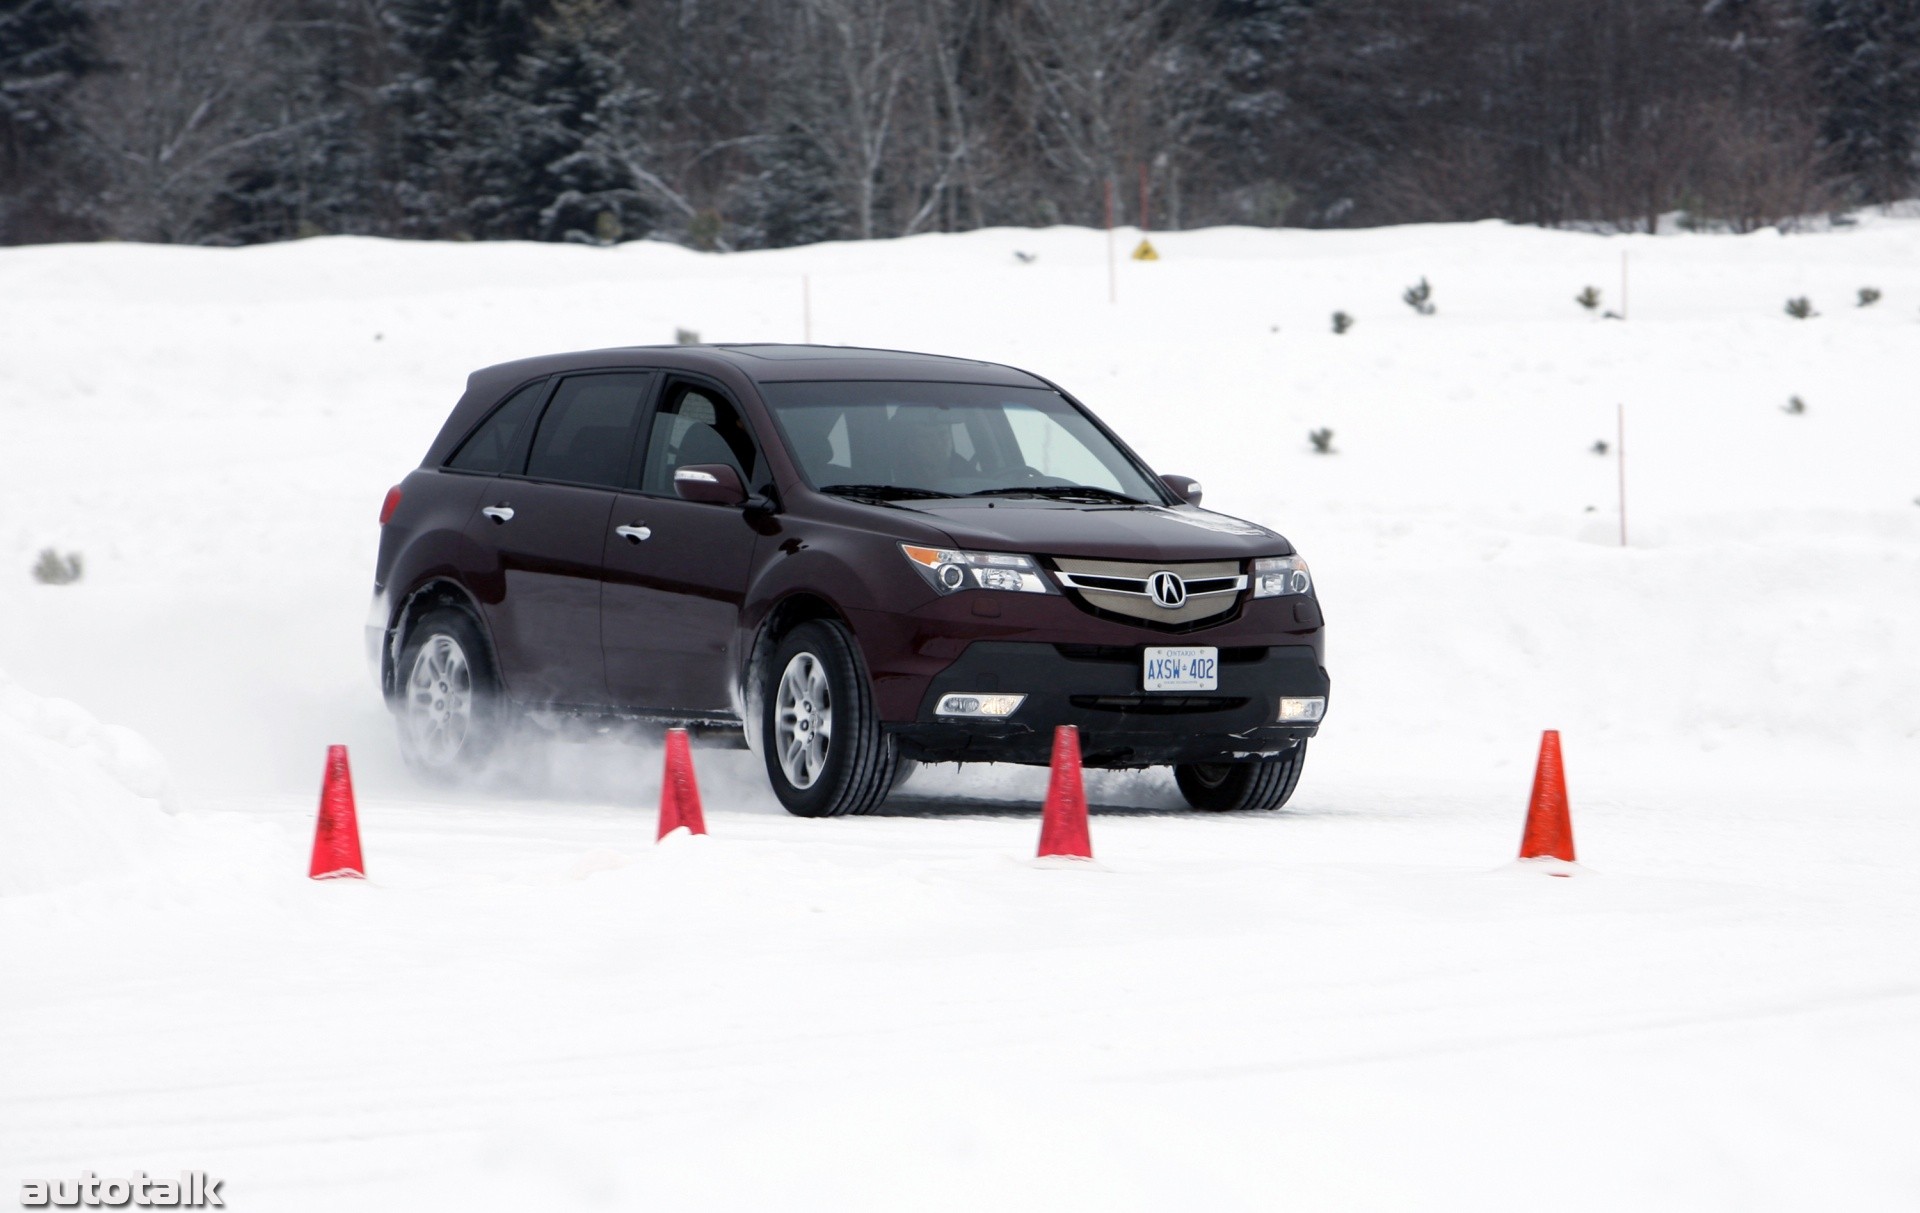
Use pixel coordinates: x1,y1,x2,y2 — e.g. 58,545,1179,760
774,651,834,789
404,633,473,767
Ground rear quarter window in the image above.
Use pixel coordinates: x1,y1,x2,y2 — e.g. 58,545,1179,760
446,380,547,473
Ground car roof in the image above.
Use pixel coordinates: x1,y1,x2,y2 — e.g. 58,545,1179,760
469,343,1049,395
425,344,1057,469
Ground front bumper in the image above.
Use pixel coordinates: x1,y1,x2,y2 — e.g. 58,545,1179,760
888,640,1328,768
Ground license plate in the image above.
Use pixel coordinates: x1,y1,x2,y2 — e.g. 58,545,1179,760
1143,646,1218,692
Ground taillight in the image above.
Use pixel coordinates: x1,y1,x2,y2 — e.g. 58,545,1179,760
379,486,403,526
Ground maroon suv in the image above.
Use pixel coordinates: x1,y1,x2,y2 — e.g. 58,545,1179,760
370,345,1327,815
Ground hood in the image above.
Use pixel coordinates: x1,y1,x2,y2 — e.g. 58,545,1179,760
899,499,1292,562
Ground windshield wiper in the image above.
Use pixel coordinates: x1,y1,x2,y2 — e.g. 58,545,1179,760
966,485,1146,504
820,483,955,502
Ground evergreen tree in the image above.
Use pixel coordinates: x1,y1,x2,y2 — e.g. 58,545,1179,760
215,0,389,242
1190,0,1314,225
1808,0,1920,204
0,0,96,241
737,124,852,248
479,0,659,242
381,0,553,237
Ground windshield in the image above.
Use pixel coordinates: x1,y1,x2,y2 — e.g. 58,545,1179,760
758,381,1168,504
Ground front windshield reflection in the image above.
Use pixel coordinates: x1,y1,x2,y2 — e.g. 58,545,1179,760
760,381,1165,504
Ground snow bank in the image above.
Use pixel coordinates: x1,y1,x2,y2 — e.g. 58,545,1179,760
0,668,175,897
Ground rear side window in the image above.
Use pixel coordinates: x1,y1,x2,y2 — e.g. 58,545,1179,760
524,372,655,488
446,380,546,473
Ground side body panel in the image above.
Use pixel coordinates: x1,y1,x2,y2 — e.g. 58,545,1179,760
372,468,498,694
601,492,764,714
462,479,617,708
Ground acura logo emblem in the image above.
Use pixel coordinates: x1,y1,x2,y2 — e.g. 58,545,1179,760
1148,571,1186,609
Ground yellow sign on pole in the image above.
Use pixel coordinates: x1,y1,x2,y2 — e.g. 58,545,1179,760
1131,239,1159,261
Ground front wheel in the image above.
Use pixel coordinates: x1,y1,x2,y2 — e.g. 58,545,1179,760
760,620,897,817
1174,741,1308,812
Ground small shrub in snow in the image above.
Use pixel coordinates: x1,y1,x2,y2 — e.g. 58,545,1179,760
1403,278,1435,315
1576,286,1601,311
687,209,724,251
675,328,701,345
1331,310,1354,334
1308,428,1335,454
1784,296,1816,319
1784,395,1806,414
1857,286,1881,307
32,549,83,585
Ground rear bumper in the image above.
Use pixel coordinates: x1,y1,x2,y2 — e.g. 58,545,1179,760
888,640,1328,768
365,589,391,695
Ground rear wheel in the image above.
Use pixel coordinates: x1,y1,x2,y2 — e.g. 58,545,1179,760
394,607,504,777
760,620,897,817
1174,741,1308,812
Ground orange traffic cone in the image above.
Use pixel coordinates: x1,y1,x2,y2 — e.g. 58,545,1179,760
657,728,708,840
1037,725,1093,860
1518,730,1576,867
310,745,365,880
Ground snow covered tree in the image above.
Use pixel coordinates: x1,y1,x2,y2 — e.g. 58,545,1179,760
992,0,1205,228
1807,0,1920,205
0,0,92,156
1188,0,1313,225
735,124,852,248
489,0,667,243
0,0,97,241
214,0,392,242
61,0,308,243
380,0,553,238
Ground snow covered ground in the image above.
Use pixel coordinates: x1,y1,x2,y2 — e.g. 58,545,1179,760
2,217,1916,1210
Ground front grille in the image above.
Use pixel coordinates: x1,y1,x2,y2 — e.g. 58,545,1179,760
1070,695,1251,714
1049,557,1245,629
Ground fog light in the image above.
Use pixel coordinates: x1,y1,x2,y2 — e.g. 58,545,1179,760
936,693,1026,718
1278,697,1326,722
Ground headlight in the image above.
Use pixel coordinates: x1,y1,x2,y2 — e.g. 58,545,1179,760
1252,554,1312,598
900,544,1055,595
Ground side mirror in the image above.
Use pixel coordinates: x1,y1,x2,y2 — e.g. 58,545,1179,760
1160,474,1203,506
674,464,747,506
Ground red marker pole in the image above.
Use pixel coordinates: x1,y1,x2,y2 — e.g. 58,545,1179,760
1617,403,1628,548
1104,178,1116,305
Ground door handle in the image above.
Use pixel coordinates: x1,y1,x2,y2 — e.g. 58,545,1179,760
615,524,652,544
481,505,514,524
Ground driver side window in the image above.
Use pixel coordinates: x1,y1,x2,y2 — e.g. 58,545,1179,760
638,384,761,495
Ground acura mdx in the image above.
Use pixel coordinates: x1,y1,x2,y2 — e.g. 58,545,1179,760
369,345,1328,816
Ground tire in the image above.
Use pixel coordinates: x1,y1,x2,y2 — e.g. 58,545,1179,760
1174,741,1308,812
890,757,921,791
393,607,506,778
759,619,897,817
